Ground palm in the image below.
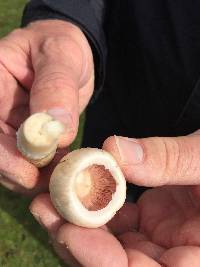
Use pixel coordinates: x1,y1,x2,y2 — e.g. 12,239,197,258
137,186,200,248
117,186,200,266
31,186,200,266
108,186,200,266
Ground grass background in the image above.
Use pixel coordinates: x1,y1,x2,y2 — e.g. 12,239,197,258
0,1,84,266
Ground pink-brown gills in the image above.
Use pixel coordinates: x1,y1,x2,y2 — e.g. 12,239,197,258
75,164,117,211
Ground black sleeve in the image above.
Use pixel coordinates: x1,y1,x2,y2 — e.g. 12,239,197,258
21,0,107,100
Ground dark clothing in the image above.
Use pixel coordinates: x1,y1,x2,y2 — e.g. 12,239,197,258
22,1,200,201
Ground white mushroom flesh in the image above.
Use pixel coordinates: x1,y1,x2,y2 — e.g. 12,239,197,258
50,148,126,228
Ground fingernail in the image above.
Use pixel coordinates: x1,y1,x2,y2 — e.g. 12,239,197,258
115,136,144,164
47,108,74,133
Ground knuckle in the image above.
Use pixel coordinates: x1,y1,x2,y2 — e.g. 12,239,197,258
35,36,83,78
33,72,76,95
159,137,194,183
40,36,68,52
40,36,82,58
176,137,197,181
158,137,181,183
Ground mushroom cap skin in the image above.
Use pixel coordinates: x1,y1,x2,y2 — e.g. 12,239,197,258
49,148,127,228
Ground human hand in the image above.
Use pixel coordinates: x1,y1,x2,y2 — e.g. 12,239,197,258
30,187,200,267
30,132,200,266
0,20,94,194
103,133,200,266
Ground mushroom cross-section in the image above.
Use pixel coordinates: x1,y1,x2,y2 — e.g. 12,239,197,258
49,148,126,228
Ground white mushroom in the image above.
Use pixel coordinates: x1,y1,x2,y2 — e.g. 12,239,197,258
17,114,126,227
17,112,65,168
49,148,126,228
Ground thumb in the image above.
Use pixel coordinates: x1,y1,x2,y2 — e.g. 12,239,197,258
103,132,200,187
30,26,91,147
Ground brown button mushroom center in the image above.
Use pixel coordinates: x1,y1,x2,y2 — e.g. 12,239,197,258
75,164,117,211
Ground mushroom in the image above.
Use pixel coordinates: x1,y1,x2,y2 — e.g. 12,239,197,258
49,148,126,228
17,113,126,228
17,112,65,167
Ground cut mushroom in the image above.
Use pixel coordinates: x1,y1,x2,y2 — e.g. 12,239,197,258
17,112,65,168
49,148,126,228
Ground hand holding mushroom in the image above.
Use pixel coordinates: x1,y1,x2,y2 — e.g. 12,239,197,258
0,19,94,193
31,133,200,267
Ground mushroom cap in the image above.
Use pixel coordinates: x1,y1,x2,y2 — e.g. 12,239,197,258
49,148,127,228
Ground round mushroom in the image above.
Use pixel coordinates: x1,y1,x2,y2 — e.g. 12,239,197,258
49,148,126,228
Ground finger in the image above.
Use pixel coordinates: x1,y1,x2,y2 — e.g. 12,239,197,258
0,122,24,192
0,30,34,89
9,150,67,194
159,246,200,267
0,121,50,195
30,193,81,267
171,215,200,247
30,27,92,147
31,39,80,147
30,193,109,232
119,231,165,260
30,193,65,232
125,249,161,267
0,175,26,193
0,133,39,189
0,174,49,196
5,142,68,195
56,224,128,267
0,64,29,128
137,187,200,248
50,237,81,267
103,133,200,186
107,203,139,235
30,194,126,267
0,119,16,136
138,187,186,248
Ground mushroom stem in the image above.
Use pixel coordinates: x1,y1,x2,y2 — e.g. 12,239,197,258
49,148,126,228
17,113,65,168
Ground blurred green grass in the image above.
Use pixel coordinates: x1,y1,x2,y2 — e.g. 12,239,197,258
0,1,85,266
0,0,25,37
